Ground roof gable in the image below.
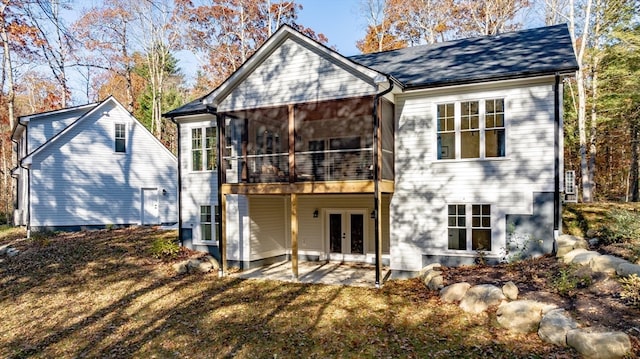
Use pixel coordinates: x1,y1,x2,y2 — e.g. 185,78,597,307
23,97,176,165
350,24,578,89
204,25,384,111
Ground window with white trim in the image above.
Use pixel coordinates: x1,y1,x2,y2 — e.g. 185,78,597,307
115,123,126,153
192,127,216,171
199,205,220,243
437,98,505,160
447,204,492,251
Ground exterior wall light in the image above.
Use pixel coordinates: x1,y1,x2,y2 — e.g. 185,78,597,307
313,209,319,218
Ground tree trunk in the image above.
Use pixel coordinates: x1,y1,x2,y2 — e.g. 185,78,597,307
630,121,639,201
1,8,16,129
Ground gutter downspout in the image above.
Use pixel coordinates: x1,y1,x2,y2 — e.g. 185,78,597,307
208,106,225,276
553,73,561,253
14,119,30,236
169,116,183,246
373,75,394,288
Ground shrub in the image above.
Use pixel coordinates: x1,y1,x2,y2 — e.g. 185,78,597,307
548,264,592,297
150,237,181,259
619,274,640,308
598,209,640,245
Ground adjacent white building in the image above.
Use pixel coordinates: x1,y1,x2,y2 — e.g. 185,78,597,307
165,24,578,281
12,96,178,233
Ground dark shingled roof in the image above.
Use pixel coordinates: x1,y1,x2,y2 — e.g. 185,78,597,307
163,96,210,117
349,24,578,89
165,24,578,117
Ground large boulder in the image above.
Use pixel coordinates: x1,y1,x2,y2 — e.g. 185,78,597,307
616,262,640,277
421,268,444,290
538,308,579,346
571,251,601,266
202,255,221,271
562,248,590,264
459,284,506,314
440,282,471,303
566,329,631,359
502,281,519,300
188,258,214,273
419,263,441,277
496,300,557,333
172,261,188,275
590,255,629,275
556,234,589,257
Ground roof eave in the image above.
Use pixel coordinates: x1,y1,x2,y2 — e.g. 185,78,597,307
402,68,579,91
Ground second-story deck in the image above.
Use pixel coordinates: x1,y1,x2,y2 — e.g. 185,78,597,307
219,96,395,195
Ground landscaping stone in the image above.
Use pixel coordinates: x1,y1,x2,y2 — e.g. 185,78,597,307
173,261,188,275
6,248,19,257
562,248,590,264
566,329,631,359
422,269,441,284
202,255,220,270
502,281,519,300
459,284,506,314
496,300,557,333
588,238,600,246
419,263,441,277
570,251,601,266
440,282,471,303
538,308,579,347
556,234,589,257
616,262,640,277
427,274,444,290
590,255,629,275
188,258,213,273
0,244,10,256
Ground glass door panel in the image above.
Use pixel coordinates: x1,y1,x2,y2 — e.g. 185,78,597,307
329,213,342,253
350,213,364,254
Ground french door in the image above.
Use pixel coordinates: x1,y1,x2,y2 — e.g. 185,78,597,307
326,210,366,261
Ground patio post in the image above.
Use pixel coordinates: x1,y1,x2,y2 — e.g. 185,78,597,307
291,193,299,279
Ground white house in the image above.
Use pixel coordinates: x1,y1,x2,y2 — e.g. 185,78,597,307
12,96,178,234
164,24,578,282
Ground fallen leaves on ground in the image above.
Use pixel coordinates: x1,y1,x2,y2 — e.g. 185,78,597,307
0,227,638,358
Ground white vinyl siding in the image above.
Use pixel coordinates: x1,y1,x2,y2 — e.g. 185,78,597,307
29,99,178,227
27,106,97,152
249,197,287,259
391,78,557,271
218,37,377,112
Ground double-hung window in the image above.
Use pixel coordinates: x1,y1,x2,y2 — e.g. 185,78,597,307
115,123,126,153
200,205,220,243
448,204,492,251
437,98,505,160
192,127,216,171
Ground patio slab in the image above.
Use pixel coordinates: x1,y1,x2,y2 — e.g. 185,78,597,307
233,261,390,288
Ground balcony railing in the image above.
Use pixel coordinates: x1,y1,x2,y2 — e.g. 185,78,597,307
223,149,374,184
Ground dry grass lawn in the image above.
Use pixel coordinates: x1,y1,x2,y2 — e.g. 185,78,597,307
0,226,587,358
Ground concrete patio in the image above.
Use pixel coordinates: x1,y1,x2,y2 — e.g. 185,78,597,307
233,261,391,288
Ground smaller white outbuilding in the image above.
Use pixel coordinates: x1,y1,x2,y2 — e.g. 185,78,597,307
12,96,178,233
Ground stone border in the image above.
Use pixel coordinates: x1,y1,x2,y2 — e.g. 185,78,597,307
421,234,635,358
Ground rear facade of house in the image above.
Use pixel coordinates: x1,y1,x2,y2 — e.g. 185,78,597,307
13,97,178,233
165,24,578,279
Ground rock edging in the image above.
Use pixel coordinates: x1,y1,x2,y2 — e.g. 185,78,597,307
420,233,635,358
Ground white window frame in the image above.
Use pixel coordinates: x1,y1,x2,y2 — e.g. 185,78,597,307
199,205,219,243
447,203,493,252
115,123,126,153
191,126,216,172
436,98,506,160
